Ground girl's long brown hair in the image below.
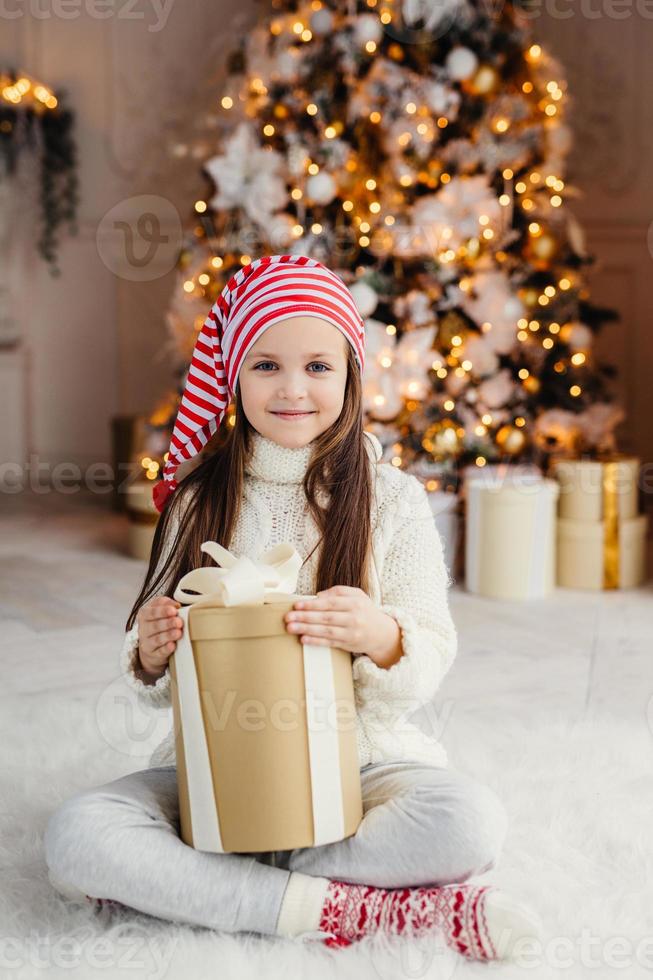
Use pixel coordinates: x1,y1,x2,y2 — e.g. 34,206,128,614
125,344,372,631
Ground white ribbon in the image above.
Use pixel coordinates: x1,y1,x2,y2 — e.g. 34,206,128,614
171,541,346,853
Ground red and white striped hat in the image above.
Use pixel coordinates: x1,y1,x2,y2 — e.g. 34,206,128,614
153,253,366,513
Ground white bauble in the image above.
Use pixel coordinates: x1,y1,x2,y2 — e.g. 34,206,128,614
267,212,296,249
445,46,478,82
274,47,300,82
565,321,593,350
424,80,460,117
351,281,379,318
305,171,337,205
287,142,311,178
353,13,384,46
311,7,334,34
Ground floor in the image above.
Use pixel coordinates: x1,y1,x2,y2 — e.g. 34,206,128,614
1,488,652,979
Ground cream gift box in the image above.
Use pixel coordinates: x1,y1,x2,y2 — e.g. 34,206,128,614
169,541,363,854
125,482,159,560
556,514,648,590
551,455,640,522
551,455,647,589
465,476,560,600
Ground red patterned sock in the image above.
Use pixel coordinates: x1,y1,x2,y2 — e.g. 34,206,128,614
318,880,497,959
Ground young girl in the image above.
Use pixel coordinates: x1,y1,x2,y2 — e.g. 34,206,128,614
44,254,542,960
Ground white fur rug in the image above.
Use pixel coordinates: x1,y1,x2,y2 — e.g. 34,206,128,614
2,495,652,979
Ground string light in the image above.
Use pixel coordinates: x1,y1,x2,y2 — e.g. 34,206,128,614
1,72,58,109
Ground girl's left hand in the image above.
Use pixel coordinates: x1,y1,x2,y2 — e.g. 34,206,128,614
284,585,401,663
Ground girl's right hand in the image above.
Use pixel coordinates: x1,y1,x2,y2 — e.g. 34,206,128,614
136,596,184,678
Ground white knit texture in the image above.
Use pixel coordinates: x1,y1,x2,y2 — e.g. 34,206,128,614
119,432,458,769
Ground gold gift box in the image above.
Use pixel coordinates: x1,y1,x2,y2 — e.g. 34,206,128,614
170,599,363,854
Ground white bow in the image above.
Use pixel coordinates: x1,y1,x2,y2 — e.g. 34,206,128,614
173,541,304,608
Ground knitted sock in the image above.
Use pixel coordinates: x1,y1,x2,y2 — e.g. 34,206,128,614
317,880,544,959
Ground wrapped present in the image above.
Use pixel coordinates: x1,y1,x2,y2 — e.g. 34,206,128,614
465,476,560,600
124,482,159,560
551,455,647,589
169,541,363,854
557,514,648,590
551,455,640,523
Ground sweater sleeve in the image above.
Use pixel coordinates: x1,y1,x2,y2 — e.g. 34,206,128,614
352,473,457,710
119,496,187,709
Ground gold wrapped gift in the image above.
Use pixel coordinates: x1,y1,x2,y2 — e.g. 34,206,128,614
169,542,363,854
552,455,646,589
557,515,648,590
125,482,159,561
552,455,640,523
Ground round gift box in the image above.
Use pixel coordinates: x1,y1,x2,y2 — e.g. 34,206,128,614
170,599,364,853
465,477,560,600
125,482,159,560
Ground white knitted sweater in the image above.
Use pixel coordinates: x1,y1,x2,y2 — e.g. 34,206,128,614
119,431,458,769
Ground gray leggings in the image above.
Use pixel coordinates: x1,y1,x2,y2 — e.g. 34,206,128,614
43,760,509,937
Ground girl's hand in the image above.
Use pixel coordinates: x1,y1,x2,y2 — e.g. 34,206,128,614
284,586,403,667
136,596,184,679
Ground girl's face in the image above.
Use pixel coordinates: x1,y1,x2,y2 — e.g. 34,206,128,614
239,316,349,448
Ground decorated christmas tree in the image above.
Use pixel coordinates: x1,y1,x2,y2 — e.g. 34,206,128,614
140,0,622,494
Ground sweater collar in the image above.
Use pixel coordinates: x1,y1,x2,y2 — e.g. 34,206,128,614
244,429,383,485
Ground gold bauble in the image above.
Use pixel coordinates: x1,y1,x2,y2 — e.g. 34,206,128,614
465,64,500,96
437,311,468,349
526,231,558,270
422,419,463,458
520,287,540,308
496,424,527,455
523,376,540,394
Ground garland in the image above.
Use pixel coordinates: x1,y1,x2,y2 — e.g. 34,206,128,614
1,69,79,276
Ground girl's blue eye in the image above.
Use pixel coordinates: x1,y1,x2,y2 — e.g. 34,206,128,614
253,361,277,371
308,362,330,373
254,361,331,374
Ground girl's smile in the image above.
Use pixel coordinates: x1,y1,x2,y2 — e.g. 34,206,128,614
269,409,317,420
